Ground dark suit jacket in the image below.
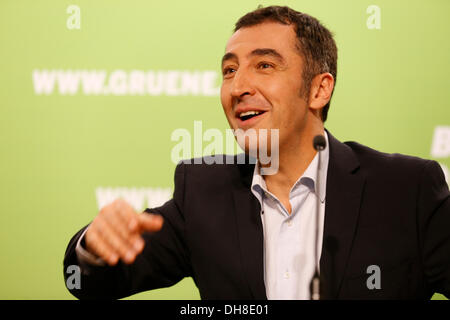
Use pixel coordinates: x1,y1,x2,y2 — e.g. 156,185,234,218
63,131,450,300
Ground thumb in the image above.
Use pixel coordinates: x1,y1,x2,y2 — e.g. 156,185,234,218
137,212,164,232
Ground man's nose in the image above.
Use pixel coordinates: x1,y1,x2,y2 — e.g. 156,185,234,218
230,69,255,98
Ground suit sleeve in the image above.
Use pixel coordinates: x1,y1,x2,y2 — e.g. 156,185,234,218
63,163,192,299
418,160,450,298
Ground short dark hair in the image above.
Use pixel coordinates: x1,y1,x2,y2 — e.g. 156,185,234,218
234,6,337,122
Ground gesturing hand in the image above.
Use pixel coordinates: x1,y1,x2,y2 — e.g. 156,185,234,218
85,198,164,266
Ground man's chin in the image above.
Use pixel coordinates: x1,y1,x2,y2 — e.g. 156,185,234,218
241,145,259,159
237,139,276,158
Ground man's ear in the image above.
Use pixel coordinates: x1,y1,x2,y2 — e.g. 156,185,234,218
308,73,334,113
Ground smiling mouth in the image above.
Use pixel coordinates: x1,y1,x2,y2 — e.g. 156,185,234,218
238,110,267,121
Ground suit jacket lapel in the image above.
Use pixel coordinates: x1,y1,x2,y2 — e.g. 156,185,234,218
320,131,366,299
232,161,267,299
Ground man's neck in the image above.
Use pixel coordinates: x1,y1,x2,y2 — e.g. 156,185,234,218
260,126,324,213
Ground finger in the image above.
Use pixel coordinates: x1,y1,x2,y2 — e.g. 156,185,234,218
113,199,136,223
129,233,145,255
96,217,138,264
96,200,141,264
104,205,137,249
105,212,145,255
85,227,119,266
112,199,141,233
105,199,145,254
137,213,164,233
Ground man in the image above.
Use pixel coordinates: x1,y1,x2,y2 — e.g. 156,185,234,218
63,6,450,300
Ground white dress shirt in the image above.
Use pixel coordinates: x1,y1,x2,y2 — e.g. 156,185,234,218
251,132,329,299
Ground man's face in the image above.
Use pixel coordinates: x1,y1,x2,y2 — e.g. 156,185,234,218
220,21,309,152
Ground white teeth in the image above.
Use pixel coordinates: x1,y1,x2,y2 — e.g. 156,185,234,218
239,111,260,118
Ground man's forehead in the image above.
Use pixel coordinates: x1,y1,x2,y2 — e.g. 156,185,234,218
224,21,297,53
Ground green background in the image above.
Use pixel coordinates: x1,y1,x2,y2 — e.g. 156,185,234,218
0,0,448,299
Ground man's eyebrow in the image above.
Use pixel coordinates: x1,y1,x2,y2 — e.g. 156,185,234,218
221,48,286,67
249,48,285,63
221,52,237,67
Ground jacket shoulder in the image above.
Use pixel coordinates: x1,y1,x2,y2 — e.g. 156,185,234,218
345,140,431,167
343,141,449,208
343,140,434,179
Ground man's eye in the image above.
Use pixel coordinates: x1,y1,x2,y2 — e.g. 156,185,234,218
258,62,273,69
223,67,236,76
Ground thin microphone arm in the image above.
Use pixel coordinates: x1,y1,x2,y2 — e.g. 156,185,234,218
311,134,326,300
